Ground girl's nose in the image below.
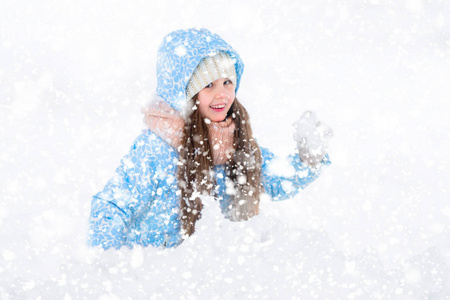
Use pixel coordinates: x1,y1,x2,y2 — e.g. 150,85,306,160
214,85,227,98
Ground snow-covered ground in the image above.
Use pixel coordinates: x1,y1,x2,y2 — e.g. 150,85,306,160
1,0,449,299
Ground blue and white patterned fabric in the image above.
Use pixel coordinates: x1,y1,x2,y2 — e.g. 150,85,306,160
88,28,330,250
156,28,244,112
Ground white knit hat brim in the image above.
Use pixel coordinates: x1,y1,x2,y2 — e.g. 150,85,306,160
186,51,237,100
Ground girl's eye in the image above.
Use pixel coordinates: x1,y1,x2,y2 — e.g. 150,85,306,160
205,83,213,88
224,80,233,85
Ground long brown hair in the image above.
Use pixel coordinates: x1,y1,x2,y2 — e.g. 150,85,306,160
178,96,263,237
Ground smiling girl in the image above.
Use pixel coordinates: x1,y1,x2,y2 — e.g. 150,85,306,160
88,28,332,249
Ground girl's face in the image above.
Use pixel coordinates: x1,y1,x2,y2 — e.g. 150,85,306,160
197,78,235,122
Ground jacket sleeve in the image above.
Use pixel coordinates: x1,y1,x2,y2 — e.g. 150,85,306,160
87,132,165,250
260,146,330,201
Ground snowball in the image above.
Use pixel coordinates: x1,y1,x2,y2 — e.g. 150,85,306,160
293,111,333,159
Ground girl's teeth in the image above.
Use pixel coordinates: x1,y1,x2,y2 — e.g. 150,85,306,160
211,105,225,109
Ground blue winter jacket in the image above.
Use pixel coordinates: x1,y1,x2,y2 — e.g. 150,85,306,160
88,28,330,250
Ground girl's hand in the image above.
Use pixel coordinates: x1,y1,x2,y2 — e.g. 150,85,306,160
293,111,333,167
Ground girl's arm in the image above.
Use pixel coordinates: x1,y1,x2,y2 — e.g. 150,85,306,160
87,132,174,250
261,110,332,201
260,146,330,201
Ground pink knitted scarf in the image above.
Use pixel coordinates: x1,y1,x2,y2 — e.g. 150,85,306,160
142,100,235,165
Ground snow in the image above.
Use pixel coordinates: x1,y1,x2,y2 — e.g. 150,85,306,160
1,0,450,299
293,110,333,164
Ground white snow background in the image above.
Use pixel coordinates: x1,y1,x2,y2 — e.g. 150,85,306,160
1,0,449,299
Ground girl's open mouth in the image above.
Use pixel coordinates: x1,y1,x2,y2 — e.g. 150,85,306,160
210,104,226,112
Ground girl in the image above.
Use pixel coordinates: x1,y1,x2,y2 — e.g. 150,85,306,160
88,28,332,250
